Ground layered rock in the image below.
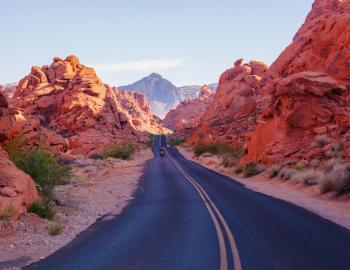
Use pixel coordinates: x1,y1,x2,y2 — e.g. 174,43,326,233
113,89,171,134
189,59,269,147
0,92,39,219
163,85,214,136
245,0,350,164
11,55,156,155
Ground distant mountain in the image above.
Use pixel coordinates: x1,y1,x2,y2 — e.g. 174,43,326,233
0,82,17,98
119,73,217,118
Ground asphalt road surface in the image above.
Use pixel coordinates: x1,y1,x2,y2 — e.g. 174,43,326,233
26,135,350,270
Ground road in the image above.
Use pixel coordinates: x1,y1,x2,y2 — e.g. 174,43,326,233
26,135,350,270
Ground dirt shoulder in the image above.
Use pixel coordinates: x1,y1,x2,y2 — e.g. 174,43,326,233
178,146,350,231
0,149,153,270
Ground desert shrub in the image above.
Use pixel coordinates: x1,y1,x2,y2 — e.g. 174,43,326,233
28,199,54,220
319,162,350,195
221,146,245,168
234,167,243,174
47,223,64,236
145,135,155,148
244,162,264,178
0,206,17,221
278,167,297,181
194,143,230,157
320,176,336,194
168,138,185,147
326,142,344,158
5,136,71,198
314,134,329,148
292,170,320,186
102,143,136,160
267,165,282,179
89,153,104,160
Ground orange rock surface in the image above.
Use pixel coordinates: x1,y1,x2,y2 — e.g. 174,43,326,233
11,55,163,155
163,85,214,135
189,59,268,147
245,0,350,164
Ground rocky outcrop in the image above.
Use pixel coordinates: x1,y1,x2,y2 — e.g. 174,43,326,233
12,55,157,155
113,89,171,134
163,85,214,136
0,92,39,219
189,59,269,147
119,73,217,118
245,0,350,164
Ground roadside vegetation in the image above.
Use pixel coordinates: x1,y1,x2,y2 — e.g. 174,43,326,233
145,135,155,148
101,142,136,160
47,223,64,236
264,135,350,196
0,206,17,221
168,137,185,147
4,135,72,221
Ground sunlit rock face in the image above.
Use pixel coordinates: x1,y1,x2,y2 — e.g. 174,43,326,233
245,0,350,164
188,59,269,148
11,55,163,155
163,85,214,137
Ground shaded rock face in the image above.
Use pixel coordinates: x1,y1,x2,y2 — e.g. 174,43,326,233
113,89,171,134
189,59,269,147
246,0,350,164
0,92,39,219
12,55,151,155
163,85,214,136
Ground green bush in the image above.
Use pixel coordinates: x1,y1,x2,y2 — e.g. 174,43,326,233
102,143,136,160
28,199,55,220
89,153,104,160
244,162,263,178
194,143,230,157
168,138,185,147
47,223,64,236
5,136,71,198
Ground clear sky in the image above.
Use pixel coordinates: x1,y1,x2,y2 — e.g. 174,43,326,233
0,0,314,86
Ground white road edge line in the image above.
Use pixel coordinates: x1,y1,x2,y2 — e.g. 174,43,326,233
165,149,243,270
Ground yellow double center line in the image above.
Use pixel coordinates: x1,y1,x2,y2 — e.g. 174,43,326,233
165,149,242,270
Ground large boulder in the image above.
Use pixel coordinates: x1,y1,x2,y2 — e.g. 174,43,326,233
189,59,268,147
245,0,350,164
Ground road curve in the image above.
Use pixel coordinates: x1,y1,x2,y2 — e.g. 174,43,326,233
26,135,350,270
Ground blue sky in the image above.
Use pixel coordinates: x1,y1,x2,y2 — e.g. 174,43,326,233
0,0,313,86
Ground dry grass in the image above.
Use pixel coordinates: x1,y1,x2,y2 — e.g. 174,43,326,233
291,170,320,186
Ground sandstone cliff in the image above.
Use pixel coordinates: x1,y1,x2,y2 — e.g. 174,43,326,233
246,0,350,164
163,85,214,136
189,59,268,147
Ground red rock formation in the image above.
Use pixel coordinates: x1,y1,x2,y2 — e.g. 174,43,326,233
12,55,161,155
189,59,268,147
163,85,214,136
113,88,171,134
245,0,350,164
0,92,39,219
